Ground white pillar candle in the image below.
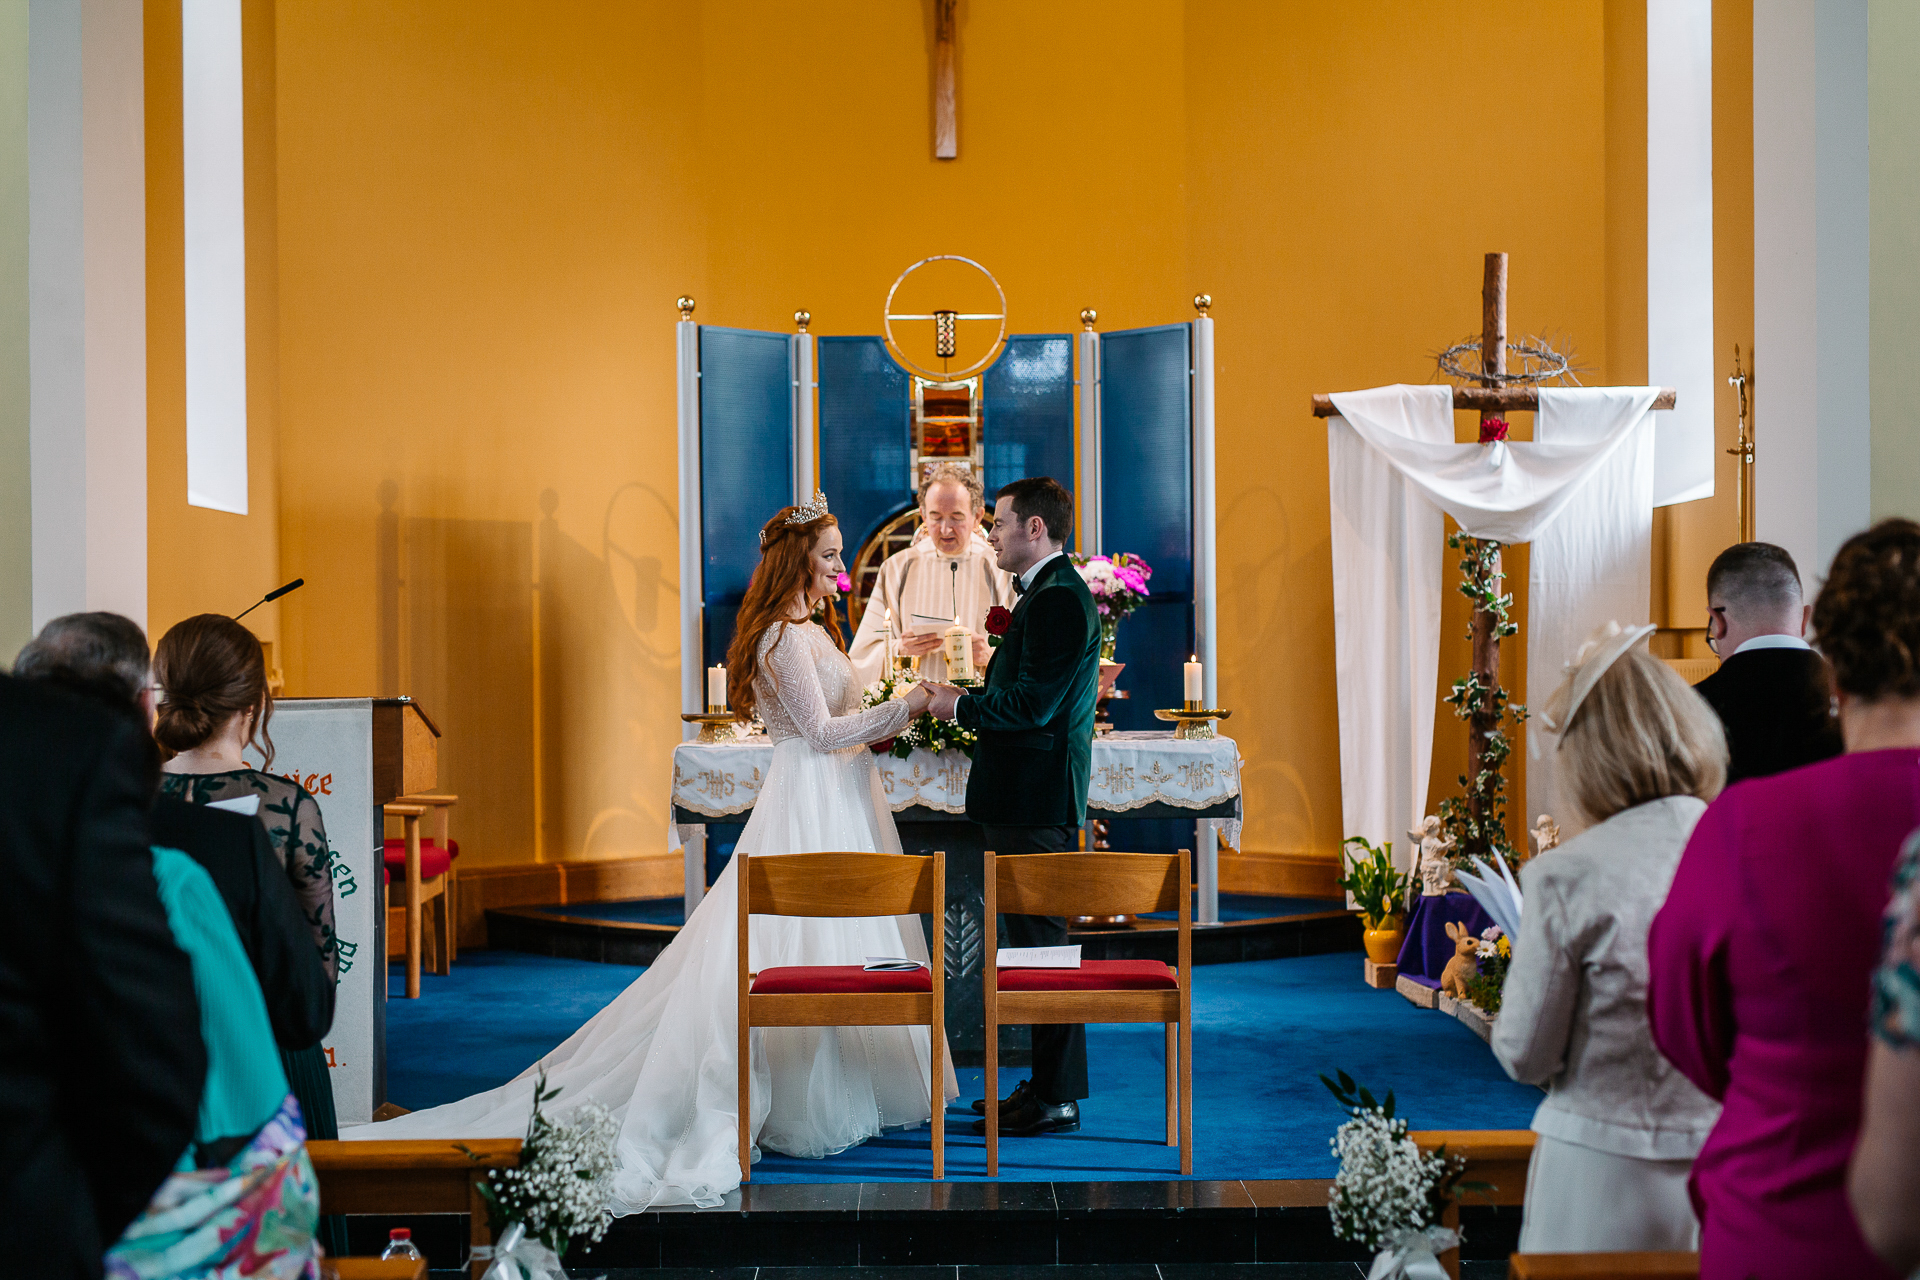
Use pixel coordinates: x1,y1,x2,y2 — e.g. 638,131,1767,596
708,665,727,709
1184,655,1204,704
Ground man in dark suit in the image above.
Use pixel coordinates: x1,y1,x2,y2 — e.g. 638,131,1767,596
1695,542,1844,783
0,674,206,1279
926,476,1101,1137
16,612,333,1051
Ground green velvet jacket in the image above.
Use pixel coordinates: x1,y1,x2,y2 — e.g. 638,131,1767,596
956,552,1101,826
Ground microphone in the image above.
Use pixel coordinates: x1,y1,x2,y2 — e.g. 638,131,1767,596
235,578,305,621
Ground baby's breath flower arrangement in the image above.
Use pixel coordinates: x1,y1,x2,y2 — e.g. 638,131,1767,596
471,1071,617,1262
1320,1071,1475,1278
861,676,980,758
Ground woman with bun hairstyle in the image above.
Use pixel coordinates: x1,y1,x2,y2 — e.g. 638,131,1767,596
154,614,343,1181
1648,519,1920,1280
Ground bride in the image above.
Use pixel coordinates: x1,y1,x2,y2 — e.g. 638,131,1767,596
349,496,958,1210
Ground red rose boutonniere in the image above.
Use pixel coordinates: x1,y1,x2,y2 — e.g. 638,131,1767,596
1478,416,1510,444
985,605,1012,647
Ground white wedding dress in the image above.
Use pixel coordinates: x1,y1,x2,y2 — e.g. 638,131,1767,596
347,620,958,1210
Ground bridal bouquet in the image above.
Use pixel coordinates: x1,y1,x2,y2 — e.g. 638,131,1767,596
468,1071,617,1275
862,675,979,759
1319,1071,1473,1279
1071,553,1152,660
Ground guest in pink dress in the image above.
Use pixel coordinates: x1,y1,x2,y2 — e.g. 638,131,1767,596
1649,518,1920,1280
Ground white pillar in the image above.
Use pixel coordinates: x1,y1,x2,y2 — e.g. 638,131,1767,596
1646,0,1715,508
791,329,815,502
27,0,146,633
677,314,703,729
1190,316,1218,707
683,823,706,918
1754,0,1870,581
1196,819,1219,926
1075,327,1101,553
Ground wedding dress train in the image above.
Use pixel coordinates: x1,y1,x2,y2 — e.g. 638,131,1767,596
347,620,958,1210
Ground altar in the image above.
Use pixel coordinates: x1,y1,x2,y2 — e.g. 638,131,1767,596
671,731,1242,1060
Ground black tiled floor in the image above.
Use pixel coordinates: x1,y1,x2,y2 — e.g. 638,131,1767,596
1052,1179,1257,1214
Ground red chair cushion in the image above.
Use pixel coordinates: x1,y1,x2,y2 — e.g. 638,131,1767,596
750,965,932,995
383,838,455,881
996,958,1179,991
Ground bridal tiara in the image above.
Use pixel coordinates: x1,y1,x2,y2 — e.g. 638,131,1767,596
759,491,831,545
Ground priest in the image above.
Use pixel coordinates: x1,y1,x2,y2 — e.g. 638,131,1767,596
849,462,1016,685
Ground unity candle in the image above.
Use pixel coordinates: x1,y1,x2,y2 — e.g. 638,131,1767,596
943,623,976,683
707,665,727,710
1184,655,1204,704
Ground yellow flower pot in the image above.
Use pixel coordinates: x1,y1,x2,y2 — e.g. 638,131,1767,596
1362,919,1406,965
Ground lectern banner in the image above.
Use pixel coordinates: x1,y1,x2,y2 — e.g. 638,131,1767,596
245,699,382,1124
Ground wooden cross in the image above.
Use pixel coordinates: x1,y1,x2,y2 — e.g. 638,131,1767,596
1311,253,1678,861
933,0,957,160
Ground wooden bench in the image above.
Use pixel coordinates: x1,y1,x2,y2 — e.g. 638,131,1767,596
307,1138,520,1280
322,1260,426,1280
1507,1254,1700,1279
1410,1131,1700,1280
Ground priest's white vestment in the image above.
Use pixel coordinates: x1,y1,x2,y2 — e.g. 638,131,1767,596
847,530,1015,686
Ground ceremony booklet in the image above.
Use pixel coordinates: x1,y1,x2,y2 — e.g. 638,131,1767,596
908,613,955,632
1454,855,1524,941
862,957,929,972
206,794,262,817
996,945,1081,969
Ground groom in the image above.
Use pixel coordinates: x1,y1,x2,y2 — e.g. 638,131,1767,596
925,476,1102,1137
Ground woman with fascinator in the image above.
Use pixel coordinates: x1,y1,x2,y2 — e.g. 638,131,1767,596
353,497,955,1210
1489,622,1727,1252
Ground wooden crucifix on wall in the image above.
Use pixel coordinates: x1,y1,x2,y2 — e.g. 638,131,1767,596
933,0,957,159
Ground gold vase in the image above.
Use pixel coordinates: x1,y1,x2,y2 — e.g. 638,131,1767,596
1362,919,1406,965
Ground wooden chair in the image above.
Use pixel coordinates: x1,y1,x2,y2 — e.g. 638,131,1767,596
737,849,946,1180
306,1137,519,1280
1507,1255,1700,1279
383,794,459,998
1410,1130,1534,1280
984,848,1192,1175
322,1260,426,1280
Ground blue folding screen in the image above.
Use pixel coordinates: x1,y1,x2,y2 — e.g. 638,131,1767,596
982,334,1075,501
699,327,794,668
818,336,913,555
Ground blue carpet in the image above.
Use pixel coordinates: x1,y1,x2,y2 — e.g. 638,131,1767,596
386,951,1539,1182
537,893,1345,927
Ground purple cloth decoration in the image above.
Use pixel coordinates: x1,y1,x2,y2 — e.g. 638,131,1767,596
1395,891,1495,988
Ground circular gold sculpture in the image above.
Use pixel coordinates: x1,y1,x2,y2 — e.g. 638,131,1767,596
882,255,1008,380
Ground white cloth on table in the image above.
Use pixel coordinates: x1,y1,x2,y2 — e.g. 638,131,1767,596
348,621,955,1212
1325,384,1659,848
848,533,1015,686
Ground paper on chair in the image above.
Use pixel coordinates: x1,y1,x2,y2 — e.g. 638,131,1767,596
862,957,928,972
206,794,261,817
996,945,1081,969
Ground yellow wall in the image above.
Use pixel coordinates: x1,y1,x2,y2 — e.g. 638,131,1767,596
146,0,286,655
148,1,1754,869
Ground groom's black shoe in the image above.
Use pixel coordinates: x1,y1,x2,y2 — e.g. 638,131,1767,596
970,1095,1079,1137
969,1078,1034,1117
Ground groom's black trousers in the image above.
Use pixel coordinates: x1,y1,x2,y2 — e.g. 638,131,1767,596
982,822,1089,1103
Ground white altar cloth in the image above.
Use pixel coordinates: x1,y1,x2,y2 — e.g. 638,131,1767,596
670,731,1243,922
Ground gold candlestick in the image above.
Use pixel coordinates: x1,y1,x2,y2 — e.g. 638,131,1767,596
681,707,735,744
1154,706,1231,741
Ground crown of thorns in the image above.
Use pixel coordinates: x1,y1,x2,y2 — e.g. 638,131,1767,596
760,491,830,545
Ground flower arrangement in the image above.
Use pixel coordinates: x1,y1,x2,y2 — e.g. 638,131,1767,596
1335,836,1414,930
862,675,981,759
468,1071,617,1265
1070,552,1153,660
1463,925,1512,1016
1320,1071,1474,1276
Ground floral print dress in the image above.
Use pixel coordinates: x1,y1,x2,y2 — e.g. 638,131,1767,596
159,770,342,984
1874,830,1920,1048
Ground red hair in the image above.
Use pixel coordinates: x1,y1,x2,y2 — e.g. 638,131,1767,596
725,508,841,720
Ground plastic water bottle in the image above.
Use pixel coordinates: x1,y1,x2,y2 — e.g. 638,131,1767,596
381,1229,424,1263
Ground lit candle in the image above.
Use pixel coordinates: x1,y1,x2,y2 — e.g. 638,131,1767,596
708,664,727,709
1184,655,1204,704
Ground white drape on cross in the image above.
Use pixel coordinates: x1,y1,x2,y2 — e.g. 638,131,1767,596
1326,384,1661,860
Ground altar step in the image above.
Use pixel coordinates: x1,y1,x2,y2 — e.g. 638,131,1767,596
345,1178,1519,1274
484,897,1360,970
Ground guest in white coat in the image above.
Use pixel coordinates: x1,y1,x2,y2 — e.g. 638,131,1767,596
848,463,1015,686
1491,623,1727,1253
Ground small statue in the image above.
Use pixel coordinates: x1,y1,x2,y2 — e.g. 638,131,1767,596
1406,815,1457,896
1529,814,1561,862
